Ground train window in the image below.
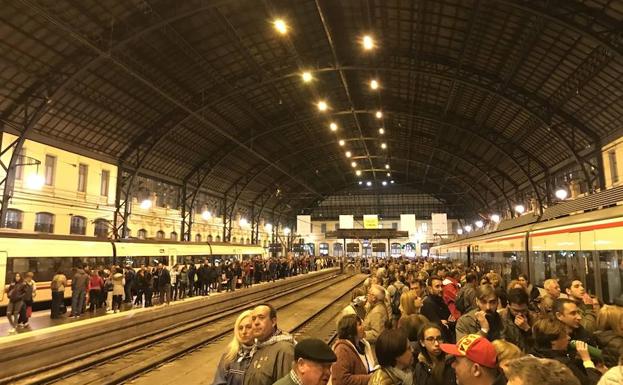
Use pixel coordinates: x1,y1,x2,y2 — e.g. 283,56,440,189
34,212,55,233
138,229,147,239
170,232,178,241
4,209,23,229
156,230,165,240
70,216,87,235
94,218,109,238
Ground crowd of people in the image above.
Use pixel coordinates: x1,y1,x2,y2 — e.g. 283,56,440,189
3,255,336,334
211,257,623,385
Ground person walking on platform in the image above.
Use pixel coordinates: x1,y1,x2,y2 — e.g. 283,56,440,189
273,338,336,385
71,265,89,318
243,304,295,385
18,272,36,328
50,270,67,319
157,263,171,305
212,310,254,385
5,273,26,334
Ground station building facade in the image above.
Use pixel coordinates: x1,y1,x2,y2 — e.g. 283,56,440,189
0,133,273,245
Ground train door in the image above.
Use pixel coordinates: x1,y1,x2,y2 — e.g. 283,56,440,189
168,248,178,266
0,252,6,301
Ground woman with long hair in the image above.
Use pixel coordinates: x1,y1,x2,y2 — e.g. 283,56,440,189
212,310,254,385
332,314,376,385
414,323,455,385
595,305,623,368
399,290,423,317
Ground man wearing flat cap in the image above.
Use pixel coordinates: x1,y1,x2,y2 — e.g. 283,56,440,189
273,338,337,385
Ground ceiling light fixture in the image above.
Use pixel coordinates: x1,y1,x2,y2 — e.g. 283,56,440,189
345,151,352,158
490,214,501,223
514,204,525,214
355,170,362,176
378,128,385,135
351,161,357,168
386,172,391,177
362,35,375,50
555,188,568,200
381,143,387,149
385,164,390,169
370,79,379,90
329,122,338,131
301,71,312,83
375,111,383,119
317,100,328,111
382,181,387,186
366,181,372,187
273,19,288,34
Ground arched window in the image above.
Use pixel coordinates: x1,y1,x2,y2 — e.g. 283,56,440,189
232,236,237,243
195,233,202,242
4,209,23,229
207,234,213,242
246,238,250,244
137,229,147,239
34,212,54,233
156,230,165,240
70,215,87,235
215,235,221,242
170,232,178,241
94,218,109,238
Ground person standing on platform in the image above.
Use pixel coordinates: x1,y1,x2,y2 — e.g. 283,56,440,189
421,276,454,343
561,279,600,333
178,265,189,300
188,263,196,297
88,270,103,312
331,314,376,385
363,284,389,345
543,279,563,300
212,310,254,385
71,265,89,318
273,338,336,385
5,273,26,334
18,271,36,327
111,267,125,313
243,304,295,385
440,334,501,385
157,263,171,305
124,265,135,304
50,270,67,318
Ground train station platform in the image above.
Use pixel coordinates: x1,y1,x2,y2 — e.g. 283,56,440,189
0,267,339,340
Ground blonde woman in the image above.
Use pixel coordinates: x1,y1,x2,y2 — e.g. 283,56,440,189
399,290,422,316
212,310,254,385
595,305,623,367
492,339,524,372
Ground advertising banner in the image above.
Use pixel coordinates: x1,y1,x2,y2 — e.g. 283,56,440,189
339,215,354,229
363,214,379,229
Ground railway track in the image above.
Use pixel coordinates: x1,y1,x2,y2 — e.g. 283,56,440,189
7,271,363,385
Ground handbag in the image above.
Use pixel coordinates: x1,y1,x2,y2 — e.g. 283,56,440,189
26,306,32,318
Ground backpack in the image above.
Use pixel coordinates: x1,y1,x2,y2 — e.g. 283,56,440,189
390,285,402,316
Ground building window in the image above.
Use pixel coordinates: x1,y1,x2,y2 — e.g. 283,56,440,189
34,212,54,233
609,150,619,184
100,170,110,196
232,236,237,243
94,218,109,238
215,235,221,242
77,164,88,192
44,155,56,186
4,209,23,229
392,222,398,229
70,215,87,235
170,232,178,241
195,233,202,242
156,230,165,240
320,223,327,233
14,151,25,181
207,234,213,242
138,229,147,239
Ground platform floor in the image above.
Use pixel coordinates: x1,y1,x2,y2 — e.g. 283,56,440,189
126,274,364,385
0,271,329,339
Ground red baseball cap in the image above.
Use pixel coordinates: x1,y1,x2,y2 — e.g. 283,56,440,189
440,334,497,368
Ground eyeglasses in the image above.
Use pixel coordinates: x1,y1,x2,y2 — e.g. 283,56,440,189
425,336,444,343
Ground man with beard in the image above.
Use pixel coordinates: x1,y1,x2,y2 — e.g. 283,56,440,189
421,276,454,343
243,304,295,385
498,288,537,352
456,285,504,342
273,338,336,385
